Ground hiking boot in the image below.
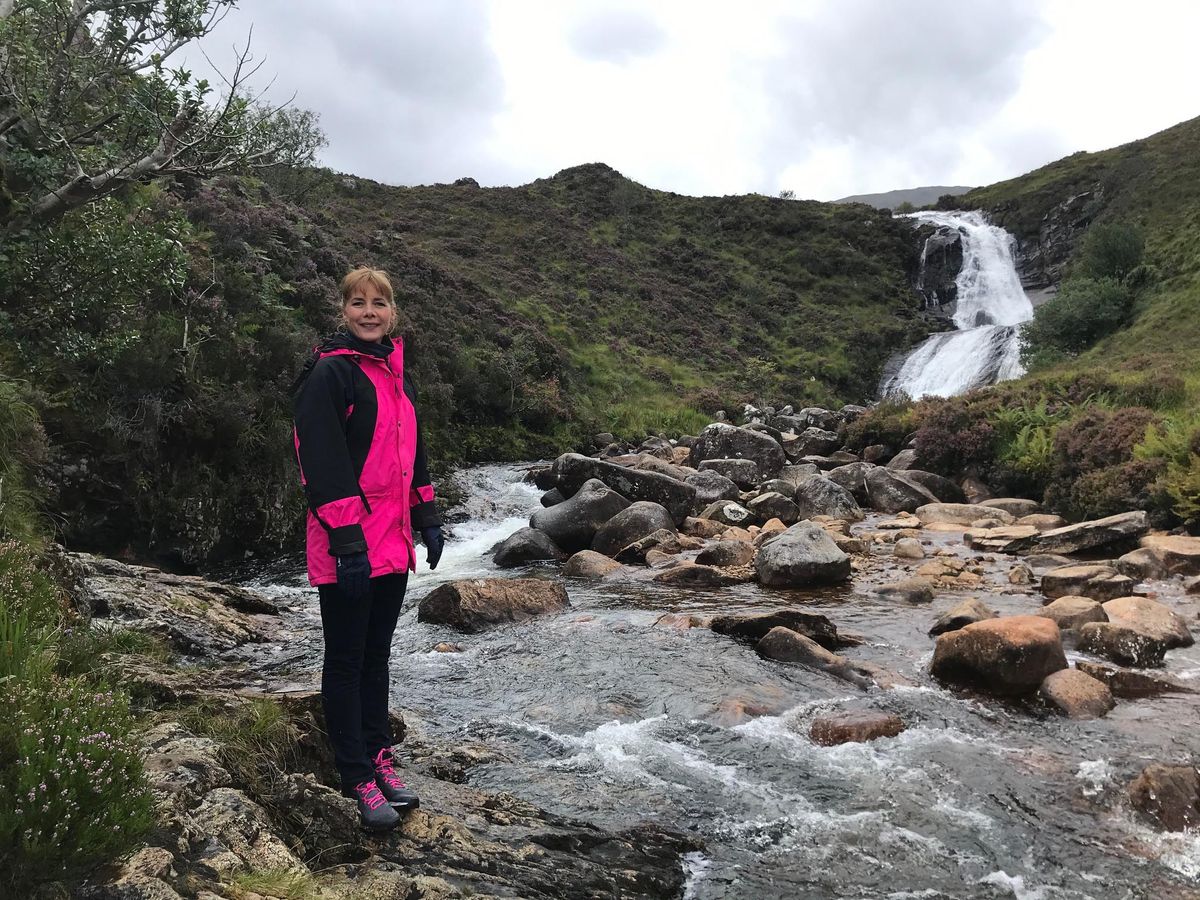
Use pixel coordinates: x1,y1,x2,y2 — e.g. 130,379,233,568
351,779,400,830
373,747,420,809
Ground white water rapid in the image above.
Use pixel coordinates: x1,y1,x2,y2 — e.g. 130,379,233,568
883,210,1034,399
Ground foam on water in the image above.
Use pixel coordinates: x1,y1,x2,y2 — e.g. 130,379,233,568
978,871,1050,900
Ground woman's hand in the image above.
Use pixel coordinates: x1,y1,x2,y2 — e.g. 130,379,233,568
420,526,444,570
335,551,372,602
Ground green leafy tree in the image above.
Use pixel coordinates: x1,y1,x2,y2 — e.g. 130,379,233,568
1019,276,1133,366
0,0,325,228
1076,221,1145,281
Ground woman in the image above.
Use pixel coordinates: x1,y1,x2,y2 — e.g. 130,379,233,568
292,266,444,831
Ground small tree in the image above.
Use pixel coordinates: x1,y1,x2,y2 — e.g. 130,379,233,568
0,0,325,229
1076,221,1145,281
1019,276,1133,366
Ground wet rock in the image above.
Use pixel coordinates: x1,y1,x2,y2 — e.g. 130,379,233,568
1017,513,1068,531
563,550,623,579
1117,548,1171,581
696,540,756,568
652,561,747,588
654,612,710,630
826,461,874,505
1008,563,1034,585
1077,622,1167,667
964,525,1040,552
960,476,993,504
633,454,693,482
864,468,939,514
685,469,741,507
644,549,676,568
530,478,630,552
930,616,1068,695
710,609,844,648
1024,553,1078,571
1134,534,1200,577
901,469,966,503
893,538,925,559
755,521,852,587
885,449,920,470
689,422,786,480
418,579,570,633
875,578,935,604
917,503,1015,527
1127,763,1200,832
432,641,464,653
755,627,871,689
1036,596,1107,631
810,711,906,746
493,527,566,567
1074,661,1197,698
1039,669,1114,719
981,498,1041,518
929,597,997,635
191,787,307,876
1102,596,1194,649
1040,564,1135,601
697,458,760,489
700,500,756,527
757,478,797,496
681,516,727,538
613,528,699,565
540,488,565,508
1187,575,1200,595
553,455,697,524
592,501,677,557
1003,510,1150,555
793,474,864,522
63,552,279,657
746,491,800,525
722,525,754,543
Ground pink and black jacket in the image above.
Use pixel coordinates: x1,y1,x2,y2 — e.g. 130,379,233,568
292,333,440,586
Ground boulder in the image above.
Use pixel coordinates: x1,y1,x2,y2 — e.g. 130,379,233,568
638,435,675,459
1008,563,1034,585
930,616,1068,695
697,458,759,489
1017,513,1068,531
652,562,747,588
893,538,926,559
591,501,677,557
1075,661,1197,698
917,503,1016,527
710,610,843,648
1188,575,1200,595
1039,669,1114,719
1002,510,1151,555
1076,622,1167,667
700,500,756,527
696,540,755,568
552,454,697,524
540,487,565,508
746,491,800,525
826,461,874,505
964,525,1040,552
530,478,630,552
776,464,822,489
839,404,868,423
790,427,841,459
755,627,871,689
801,406,841,430
864,467,939,514
1134,534,1200,577
743,421,785,446
960,475,993,504
755,522,852,587
418,579,570,633
613,528,698,565
633,454,693,482
563,550,623,579
757,478,797,496
929,597,997,635
862,444,890,464
681,516,727,539
1036,596,1107,631
793,474,864,522
810,712,906,746
1102,596,1194,649
1040,565,1135,602
689,423,786,480
1127,764,1200,832
875,578,935,604
981,498,1041,517
492,527,566,568
885,449,919,470
901,469,966,503
1116,548,1171,581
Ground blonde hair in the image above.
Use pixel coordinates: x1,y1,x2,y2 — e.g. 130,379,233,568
338,266,397,333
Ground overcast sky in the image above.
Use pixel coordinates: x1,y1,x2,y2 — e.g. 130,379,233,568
188,0,1200,200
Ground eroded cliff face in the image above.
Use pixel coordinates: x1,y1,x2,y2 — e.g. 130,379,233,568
992,188,1104,301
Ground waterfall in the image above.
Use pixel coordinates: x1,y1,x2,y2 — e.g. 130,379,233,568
882,210,1033,399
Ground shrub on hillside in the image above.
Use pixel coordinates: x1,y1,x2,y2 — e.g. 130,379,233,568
0,380,49,543
1076,221,1145,281
1019,277,1134,366
841,399,917,453
911,393,1004,476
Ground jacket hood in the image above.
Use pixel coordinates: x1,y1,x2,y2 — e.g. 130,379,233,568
317,332,397,360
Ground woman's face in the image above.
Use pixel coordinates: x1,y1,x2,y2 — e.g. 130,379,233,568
343,282,394,343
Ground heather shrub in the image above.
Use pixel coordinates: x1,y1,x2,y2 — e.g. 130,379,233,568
1049,459,1166,523
841,398,917,452
1050,407,1159,478
911,393,1003,475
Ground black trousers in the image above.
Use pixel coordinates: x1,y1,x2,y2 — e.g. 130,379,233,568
316,572,407,790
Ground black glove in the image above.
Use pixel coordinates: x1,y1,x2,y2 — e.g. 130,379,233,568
335,551,372,602
420,526,444,570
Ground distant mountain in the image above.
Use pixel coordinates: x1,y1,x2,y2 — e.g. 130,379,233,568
836,186,975,210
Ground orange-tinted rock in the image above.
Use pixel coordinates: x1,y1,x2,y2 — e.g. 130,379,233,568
810,711,906,746
930,615,1067,695
1038,669,1114,719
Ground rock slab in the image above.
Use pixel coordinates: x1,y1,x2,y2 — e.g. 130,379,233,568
418,579,570,633
810,712,906,746
755,521,852,587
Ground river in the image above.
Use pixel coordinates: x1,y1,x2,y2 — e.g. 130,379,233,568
248,464,1200,899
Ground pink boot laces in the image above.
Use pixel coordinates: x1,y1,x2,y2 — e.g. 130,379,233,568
373,747,407,790
354,779,387,810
